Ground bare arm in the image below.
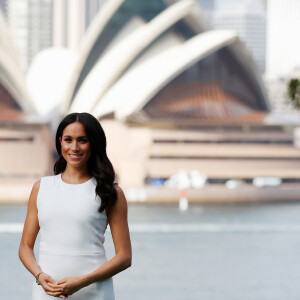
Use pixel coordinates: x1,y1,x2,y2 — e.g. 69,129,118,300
19,180,41,277
85,185,132,282
19,180,66,298
53,185,132,295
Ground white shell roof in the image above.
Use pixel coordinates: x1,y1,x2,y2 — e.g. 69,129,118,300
59,0,269,121
27,48,77,116
61,0,210,115
60,0,125,114
92,30,238,120
0,0,268,121
69,0,197,114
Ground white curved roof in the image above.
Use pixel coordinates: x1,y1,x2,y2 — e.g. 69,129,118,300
0,0,269,121
69,0,197,114
0,50,35,113
127,31,184,71
27,48,77,116
92,29,238,120
60,0,124,114
62,0,212,115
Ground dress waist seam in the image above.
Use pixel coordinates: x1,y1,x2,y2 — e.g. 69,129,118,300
39,249,106,256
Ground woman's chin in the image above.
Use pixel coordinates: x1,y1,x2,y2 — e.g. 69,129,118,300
67,160,85,167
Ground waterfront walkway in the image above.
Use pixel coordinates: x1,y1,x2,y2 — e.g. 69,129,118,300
1,176,300,204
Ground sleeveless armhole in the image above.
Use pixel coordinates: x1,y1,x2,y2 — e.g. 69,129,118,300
104,182,118,219
36,177,44,211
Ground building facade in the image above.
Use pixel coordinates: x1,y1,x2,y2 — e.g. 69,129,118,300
212,0,266,74
6,0,52,70
0,0,7,17
1,0,283,190
52,0,106,51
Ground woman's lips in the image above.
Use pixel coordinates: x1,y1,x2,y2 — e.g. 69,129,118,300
69,154,83,159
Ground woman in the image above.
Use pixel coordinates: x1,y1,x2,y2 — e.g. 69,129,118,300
19,112,132,299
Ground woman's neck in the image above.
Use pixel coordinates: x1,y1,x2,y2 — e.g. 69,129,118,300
62,165,91,183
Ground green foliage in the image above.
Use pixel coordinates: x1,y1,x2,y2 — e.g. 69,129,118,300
287,78,300,108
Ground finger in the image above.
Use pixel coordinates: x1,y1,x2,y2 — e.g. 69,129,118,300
43,284,64,293
47,282,64,289
57,279,67,284
46,285,64,293
52,293,67,298
46,291,66,297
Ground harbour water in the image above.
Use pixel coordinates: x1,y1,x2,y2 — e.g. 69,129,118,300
1,202,300,300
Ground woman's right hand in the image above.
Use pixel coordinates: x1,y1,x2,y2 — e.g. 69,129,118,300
38,272,68,298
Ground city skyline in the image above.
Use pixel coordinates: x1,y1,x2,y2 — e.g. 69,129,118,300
211,0,266,73
5,0,52,70
0,0,300,79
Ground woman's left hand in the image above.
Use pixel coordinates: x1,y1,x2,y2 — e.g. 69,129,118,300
48,276,86,296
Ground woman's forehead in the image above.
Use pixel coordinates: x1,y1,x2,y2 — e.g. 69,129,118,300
62,122,87,136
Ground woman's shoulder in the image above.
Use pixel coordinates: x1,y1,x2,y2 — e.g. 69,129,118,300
113,183,126,200
31,175,60,207
32,175,59,189
31,179,41,193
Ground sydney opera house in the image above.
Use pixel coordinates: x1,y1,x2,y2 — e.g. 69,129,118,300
1,0,300,202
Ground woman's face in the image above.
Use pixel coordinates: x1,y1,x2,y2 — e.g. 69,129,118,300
59,122,91,169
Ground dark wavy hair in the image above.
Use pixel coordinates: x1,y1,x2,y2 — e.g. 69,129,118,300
54,112,117,213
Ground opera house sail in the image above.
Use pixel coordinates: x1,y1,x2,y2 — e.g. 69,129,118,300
57,0,270,126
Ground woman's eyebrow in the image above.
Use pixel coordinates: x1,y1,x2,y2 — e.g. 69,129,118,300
63,135,88,138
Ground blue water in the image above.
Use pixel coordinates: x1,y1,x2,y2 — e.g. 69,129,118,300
1,202,300,300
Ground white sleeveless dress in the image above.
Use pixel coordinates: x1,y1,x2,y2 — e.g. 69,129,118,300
32,174,115,300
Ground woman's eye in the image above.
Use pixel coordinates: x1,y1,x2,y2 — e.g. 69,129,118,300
79,139,88,143
64,138,71,142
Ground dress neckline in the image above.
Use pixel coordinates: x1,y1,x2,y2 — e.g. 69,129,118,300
59,173,94,186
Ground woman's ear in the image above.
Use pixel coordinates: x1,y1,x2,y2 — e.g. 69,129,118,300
59,137,62,145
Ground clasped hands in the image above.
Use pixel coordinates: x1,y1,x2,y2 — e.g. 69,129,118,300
38,272,86,298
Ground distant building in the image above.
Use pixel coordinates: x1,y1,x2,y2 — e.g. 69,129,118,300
266,0,300,78
53,0,85,51
6,0,52,70
53,0,105,51
212,0,266,74
57,0,269,122
1,0,279,189
197,0,215,12
197,0,215,23
53,0,271,187
0,0,7,17
85,0,107,28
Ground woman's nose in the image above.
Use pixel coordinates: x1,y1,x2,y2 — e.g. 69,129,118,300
71,141,79,151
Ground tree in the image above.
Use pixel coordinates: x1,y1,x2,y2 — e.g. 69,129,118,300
287,78,300,109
